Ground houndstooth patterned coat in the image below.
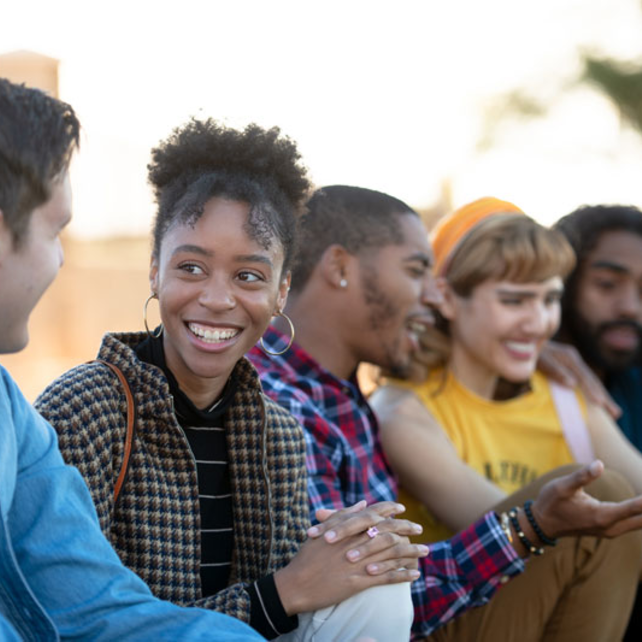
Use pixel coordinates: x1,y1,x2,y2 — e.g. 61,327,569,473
35,331,309,623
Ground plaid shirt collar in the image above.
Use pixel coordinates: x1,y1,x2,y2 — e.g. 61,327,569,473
258,325,364,399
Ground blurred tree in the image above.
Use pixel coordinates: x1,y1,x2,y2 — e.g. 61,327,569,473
478,90,548,150
583,56,642,133
479,0,642,145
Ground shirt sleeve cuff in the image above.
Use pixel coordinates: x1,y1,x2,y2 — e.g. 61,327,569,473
247,574,299,639
460,512,524,579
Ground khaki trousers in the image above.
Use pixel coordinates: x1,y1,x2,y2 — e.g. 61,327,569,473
427,466,642,642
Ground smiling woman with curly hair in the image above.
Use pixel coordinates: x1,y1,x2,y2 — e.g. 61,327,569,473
35,118,423,641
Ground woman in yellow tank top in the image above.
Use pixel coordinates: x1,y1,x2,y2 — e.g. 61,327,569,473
371,197,642,543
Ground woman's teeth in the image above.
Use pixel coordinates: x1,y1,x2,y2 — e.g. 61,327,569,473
504,341,535,356
189,324,238,343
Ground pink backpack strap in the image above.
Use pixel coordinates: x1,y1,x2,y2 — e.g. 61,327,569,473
549,381,595,464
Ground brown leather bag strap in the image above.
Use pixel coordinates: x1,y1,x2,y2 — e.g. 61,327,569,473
92,359,136,504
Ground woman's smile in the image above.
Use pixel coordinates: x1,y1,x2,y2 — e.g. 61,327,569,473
187,322,241,345
445,277,563,397
503,340,538,361
150,196,289,403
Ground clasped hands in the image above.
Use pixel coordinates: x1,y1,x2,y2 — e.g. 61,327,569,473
309,500,428,573
274,501,427,615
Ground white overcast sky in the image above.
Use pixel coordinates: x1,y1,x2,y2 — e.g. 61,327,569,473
2,0,642,236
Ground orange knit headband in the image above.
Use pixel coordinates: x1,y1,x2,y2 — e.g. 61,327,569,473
430,196,525,276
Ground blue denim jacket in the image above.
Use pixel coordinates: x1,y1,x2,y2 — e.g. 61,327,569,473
0,365,264,641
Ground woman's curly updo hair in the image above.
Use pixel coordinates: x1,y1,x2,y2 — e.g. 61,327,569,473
147,118,311,273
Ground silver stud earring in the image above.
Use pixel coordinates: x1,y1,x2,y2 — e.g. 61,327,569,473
339,278,348,288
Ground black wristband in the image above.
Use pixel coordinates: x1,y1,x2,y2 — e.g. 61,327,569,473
523,499,557,547
247,575,298,639
508,507,545,556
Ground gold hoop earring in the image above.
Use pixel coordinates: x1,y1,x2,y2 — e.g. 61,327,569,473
143,293,163,339
260,311,295,356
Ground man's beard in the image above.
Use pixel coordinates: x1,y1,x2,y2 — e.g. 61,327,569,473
360,269,410,378
565,310,642,374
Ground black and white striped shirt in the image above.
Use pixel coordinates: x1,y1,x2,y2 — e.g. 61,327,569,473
181,417,234,595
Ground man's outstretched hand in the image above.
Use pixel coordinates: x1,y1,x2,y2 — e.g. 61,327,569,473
532,460,642,539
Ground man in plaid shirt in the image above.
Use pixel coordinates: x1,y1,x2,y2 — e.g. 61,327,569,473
249,185,642,640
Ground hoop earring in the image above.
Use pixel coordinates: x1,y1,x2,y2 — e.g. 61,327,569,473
260,311,295,356
143,293,163,339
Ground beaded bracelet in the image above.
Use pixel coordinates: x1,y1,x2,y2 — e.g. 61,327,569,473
508,507,545,556
523,499,558,547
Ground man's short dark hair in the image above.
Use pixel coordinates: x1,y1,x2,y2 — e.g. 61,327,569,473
554,204,642,335
0,78,80,246
290,185,418,292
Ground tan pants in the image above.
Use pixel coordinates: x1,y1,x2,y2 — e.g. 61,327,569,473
427,466,642,642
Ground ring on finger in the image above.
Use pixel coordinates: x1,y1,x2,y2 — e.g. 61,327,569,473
367,526,379,539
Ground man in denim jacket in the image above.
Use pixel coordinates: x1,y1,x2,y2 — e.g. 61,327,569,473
0,77,262,641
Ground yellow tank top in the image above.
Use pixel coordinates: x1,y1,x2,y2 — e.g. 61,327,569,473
394,369,584,542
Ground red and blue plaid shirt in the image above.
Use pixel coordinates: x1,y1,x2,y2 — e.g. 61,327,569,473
249,326,525,638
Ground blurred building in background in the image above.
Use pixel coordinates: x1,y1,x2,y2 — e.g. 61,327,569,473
0,49,59,97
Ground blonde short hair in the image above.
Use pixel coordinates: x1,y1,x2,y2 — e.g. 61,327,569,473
446,214,576,297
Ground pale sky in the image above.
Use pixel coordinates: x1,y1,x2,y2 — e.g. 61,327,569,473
2,0,642,236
